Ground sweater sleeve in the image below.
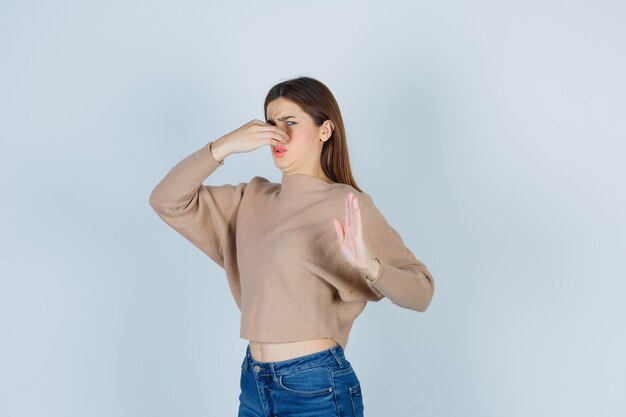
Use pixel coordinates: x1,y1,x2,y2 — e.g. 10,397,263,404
358,192,435,312
148,142,246,268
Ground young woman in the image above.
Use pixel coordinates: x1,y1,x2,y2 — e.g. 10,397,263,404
149,76,435,416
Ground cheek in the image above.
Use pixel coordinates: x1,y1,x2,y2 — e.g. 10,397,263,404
288,128,317,144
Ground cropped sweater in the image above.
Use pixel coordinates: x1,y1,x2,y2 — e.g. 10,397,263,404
149,142,435,350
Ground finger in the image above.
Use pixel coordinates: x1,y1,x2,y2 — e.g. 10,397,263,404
256,127,286,137
275,127,289,141
348,193,355,237
354,196,362,239
344,193,350,232
259,130,287,145
333,218,344,243
259,126,289,141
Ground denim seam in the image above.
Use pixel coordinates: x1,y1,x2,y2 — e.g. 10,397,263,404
331,365,354,377
330,346,344,368
255,359,337,375
275,364,335,397
350,382,362,416
331,365,340,417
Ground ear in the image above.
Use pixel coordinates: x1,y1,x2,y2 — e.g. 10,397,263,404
321,119,335,141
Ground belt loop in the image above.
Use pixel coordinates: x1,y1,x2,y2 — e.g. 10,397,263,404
268,362,278,383
330,346,344,368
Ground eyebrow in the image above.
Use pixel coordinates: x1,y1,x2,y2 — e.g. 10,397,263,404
266,115,296,124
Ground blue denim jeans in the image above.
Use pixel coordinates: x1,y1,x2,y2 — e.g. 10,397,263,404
238,343,365,416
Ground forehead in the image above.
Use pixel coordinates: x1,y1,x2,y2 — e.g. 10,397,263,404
266,97,304,118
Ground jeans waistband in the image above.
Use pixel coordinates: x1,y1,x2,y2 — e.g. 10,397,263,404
244,342,347,375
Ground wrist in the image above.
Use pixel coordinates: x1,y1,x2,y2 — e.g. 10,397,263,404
209,137,229,163
364,257,381,282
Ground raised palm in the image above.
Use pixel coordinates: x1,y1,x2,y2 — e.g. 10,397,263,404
333,192,373,273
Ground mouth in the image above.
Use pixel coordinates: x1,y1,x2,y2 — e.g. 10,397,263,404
273,147,288,156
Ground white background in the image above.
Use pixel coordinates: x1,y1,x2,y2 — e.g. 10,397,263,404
1,1,624,416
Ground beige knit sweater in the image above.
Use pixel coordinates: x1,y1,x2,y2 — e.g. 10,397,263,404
149,142,435,349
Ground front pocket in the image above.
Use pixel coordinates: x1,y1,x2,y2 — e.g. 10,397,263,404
277,365,334,397
350,383,364,416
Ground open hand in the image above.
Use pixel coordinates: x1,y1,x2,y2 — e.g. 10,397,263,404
333,192,380,278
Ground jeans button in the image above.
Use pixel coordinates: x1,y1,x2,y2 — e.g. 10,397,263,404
253,365,261,373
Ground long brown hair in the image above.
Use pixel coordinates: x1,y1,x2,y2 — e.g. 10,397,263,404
263,76,363,192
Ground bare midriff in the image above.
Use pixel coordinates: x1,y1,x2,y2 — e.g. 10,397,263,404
248,338,339,362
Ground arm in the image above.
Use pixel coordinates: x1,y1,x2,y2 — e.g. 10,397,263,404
149,141,246,268
358,193,435,312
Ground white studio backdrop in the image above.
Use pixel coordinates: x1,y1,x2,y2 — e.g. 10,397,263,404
1,1,624,416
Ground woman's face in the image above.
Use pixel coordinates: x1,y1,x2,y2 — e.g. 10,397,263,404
265,97,332,174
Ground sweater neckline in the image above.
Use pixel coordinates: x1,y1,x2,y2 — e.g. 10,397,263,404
279,173,336,195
